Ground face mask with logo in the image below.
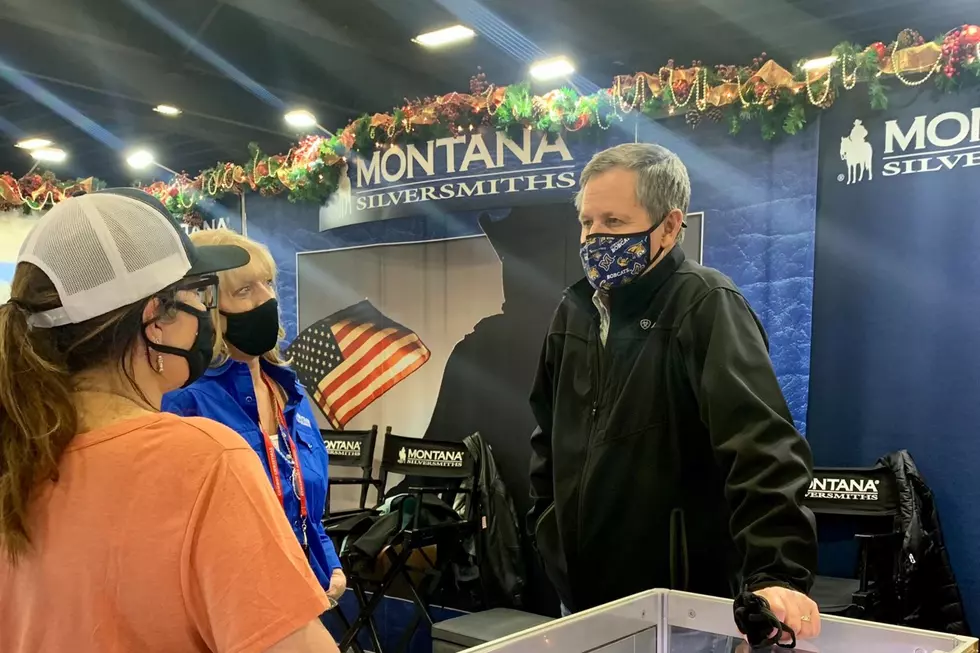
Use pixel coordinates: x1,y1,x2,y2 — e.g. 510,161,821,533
144,303,215,388
580,225,664,292
221,298,281,357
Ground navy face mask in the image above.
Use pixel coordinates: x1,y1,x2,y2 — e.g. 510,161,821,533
580,224,663,292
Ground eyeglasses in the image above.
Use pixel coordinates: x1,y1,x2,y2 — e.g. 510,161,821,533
175,275,219,311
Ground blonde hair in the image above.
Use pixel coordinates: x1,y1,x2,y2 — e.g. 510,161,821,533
189,229,289,367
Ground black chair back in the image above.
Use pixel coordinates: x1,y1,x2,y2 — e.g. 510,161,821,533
322,425,379,470
379,433,476,518
805,466,899,517
323,425,381,510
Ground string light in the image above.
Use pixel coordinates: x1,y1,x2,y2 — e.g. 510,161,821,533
892,29,941,86
804,67,832,106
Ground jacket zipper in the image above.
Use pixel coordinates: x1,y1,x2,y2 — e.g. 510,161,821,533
576,318,605,566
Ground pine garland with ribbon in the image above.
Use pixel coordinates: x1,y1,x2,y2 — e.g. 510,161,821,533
4,24,978,223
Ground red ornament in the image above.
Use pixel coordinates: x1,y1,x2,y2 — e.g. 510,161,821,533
754,82,769,98
572,113,590,130
871,42,887,59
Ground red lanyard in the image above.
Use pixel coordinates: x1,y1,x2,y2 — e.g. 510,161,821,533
259,373,309,552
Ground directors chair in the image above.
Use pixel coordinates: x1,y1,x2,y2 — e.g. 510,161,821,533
806,465,902,623
332,434,482,653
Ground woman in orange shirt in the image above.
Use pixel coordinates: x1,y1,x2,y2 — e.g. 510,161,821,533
0,189,339,653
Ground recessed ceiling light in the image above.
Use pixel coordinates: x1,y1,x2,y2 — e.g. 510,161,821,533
15,138,52,150
153,104,182,116
413,25,475,48
126,149,155,170
30,147,67,163
284,109,318,129
530,57,575,81
801,56,837,71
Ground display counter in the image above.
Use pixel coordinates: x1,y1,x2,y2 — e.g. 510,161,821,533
462,590,977,653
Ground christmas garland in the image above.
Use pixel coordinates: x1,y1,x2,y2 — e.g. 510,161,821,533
2,25,978,223
0,172,105,214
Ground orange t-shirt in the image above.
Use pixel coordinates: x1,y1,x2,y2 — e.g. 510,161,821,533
0,412,330,653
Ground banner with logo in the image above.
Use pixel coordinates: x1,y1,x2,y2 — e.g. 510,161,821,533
318,128,612,230
808,86,980,608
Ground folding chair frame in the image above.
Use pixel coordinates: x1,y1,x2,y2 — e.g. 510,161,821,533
336,435,483,653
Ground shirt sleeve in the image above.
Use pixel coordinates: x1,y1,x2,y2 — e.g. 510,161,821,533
305,409,343,575
677,287,818,594
181,445,330,653
527,307,564,536
162,389,201,418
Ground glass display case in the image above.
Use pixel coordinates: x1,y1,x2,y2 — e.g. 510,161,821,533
463,590,978,653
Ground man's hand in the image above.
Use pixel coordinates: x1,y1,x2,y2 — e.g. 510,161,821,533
753,586,821,642
326,569,347,603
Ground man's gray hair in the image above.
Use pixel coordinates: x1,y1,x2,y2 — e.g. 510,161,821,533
574,143,691,243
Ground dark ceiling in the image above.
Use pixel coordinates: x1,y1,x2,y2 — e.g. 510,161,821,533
0,0,977,185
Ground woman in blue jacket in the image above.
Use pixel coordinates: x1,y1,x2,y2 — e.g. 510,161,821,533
163,230,346,604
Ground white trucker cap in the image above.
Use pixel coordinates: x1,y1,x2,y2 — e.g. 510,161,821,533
17,188,250,329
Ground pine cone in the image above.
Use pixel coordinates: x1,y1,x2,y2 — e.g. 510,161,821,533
685,110,702,129
706,106,724,122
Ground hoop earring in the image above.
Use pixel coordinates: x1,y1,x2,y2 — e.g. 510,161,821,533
156,355,165,374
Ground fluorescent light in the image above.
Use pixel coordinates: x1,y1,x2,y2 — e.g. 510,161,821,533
126,149,155,170
413,25,475,48
15,138,52,150
284,109,317,128
530,57,575,81
802,56,837,71
30,148,67,163
153,104,182,116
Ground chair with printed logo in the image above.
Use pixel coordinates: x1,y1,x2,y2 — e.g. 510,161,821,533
336,433,483,653
806,466,903,623
323,425,382,514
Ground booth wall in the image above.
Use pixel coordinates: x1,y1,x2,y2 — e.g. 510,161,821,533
809,87,980,628
247,118,818,522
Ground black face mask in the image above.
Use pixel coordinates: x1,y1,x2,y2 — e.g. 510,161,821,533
221,298,280,357
144,302,215,388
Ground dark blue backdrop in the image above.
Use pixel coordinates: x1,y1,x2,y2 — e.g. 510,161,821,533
809,86,980,628
247,116,817,433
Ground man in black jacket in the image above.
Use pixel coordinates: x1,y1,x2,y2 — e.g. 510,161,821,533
528,143,820,640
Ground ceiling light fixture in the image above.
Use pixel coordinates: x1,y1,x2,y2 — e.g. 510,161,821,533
30,147,67,163
413,25,476,48
529,57,575,81
153,104,182,116
801,56,838,71
15,138,52,150
126,149,155,170
284,109,318,129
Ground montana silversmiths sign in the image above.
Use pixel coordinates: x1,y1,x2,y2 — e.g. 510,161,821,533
397,446,465,468
319,128,589,230
836,104,980,185
324,439,361,458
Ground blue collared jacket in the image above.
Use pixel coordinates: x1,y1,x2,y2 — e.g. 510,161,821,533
162,359,342,589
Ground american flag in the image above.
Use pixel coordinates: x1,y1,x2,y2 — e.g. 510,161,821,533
287,300,430,429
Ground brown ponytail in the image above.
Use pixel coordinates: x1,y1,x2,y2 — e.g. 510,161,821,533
0,263,172,562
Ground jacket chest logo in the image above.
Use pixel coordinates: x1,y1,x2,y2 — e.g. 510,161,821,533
639,318,654,330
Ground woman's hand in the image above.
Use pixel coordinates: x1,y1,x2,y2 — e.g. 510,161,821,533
327,569,347,602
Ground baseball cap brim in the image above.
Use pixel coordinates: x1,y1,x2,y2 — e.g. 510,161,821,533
187,243,251,277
